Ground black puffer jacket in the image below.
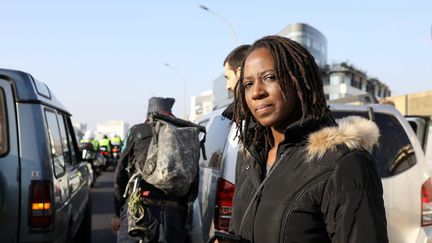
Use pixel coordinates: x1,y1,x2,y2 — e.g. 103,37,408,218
229,116,388,243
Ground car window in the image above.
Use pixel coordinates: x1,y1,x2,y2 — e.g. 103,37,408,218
64,116,79,164
45,110,65,177
332,110,416,178
374,113,416,177
201,115,231,169
57,114,78,165
0,88,8,156
332,111,369,120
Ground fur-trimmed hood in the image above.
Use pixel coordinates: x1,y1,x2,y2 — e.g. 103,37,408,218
306,116,379,161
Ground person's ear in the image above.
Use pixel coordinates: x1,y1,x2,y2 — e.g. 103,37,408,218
235,66,242,79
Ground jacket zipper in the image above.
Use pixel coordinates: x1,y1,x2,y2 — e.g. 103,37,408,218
245,144,293,180
238,150,291,236
279,171,333,242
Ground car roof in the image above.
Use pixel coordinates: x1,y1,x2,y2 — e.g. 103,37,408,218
329,103,402,115
0,68,69,115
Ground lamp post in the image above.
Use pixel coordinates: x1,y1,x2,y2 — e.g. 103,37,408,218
199,4,238,47
164,62,187,119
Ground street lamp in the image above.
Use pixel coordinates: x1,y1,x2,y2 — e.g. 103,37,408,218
199,4,238,47
163,62,187,119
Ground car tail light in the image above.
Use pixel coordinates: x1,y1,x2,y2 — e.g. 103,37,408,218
214,178,235,230
421,178,432,226
29,180,53,229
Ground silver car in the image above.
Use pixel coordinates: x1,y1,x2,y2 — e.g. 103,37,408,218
190,103,432,243
0,68,92,243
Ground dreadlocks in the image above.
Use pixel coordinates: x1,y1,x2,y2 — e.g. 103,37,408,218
233,35,330,153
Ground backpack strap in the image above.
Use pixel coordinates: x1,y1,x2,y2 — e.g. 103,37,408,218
122,123,153,198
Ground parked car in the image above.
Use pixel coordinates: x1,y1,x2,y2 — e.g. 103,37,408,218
190,102,432,243
0,68,92,242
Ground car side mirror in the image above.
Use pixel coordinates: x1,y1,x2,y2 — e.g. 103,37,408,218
81,149,96,162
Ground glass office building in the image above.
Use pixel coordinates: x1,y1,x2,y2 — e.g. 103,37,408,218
278,23,328,67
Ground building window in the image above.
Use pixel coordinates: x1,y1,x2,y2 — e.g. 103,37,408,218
351,78,360,89
322,76,330,85
344,76,351,85
305,37,311,48
366,82,375,94
292,36,301,45
330,74,342,85
312,39,321,52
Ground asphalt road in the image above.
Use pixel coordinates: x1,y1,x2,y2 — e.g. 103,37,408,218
91,169,117,243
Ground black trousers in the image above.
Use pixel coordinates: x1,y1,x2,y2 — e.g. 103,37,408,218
118,203,187,243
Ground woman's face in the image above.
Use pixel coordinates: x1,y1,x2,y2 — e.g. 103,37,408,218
242,47,300,130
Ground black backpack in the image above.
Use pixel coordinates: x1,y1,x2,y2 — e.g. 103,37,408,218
123,113,206,239
124,112,206,197
140,113,206,196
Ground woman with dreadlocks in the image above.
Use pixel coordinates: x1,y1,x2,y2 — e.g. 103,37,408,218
223,35,388,243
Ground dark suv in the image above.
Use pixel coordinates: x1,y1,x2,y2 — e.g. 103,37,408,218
190,103,431,243
0,69,92,242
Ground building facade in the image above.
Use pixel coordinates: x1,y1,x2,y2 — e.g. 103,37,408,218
278,23,328,67
323,62,391,100
190,90,214,121
211,74,231,111
72,121,87,140
95,120,129,140
282,23,390,100
384,90,432,116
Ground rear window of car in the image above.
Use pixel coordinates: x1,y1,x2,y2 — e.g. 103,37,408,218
0,88,8,155
332,110,416,178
